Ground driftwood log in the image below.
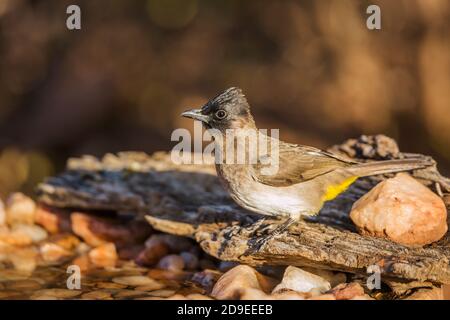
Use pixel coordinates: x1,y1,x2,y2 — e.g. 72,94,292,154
37,135,450,289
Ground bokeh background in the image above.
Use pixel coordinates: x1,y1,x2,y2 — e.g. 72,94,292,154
0,0,449,198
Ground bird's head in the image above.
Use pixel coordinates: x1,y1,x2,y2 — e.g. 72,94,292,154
181,87,255,132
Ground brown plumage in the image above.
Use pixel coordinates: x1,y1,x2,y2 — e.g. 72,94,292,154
182,87,433,249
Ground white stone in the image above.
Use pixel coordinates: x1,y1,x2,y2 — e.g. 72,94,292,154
272,266,331,294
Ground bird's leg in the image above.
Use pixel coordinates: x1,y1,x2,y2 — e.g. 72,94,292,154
245,217,297,255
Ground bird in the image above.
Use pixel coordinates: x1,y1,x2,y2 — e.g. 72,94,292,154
181,87,433,250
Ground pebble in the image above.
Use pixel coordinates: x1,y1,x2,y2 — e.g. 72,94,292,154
272,266,331,294
49,233,81,250
0,229,33,246
5,279,42,290
11,224,48,243
134,283,166,291
198,258,217,270
113,289,147,299
218,261,239,272
71,254,91,272
329,282,365,300
350,173,447,246
30,289,82,299
191,269,223,292
5,193,36,225
180,251,198,270
39,243,73,263
88,243,118,268
145,234,193,253
35,206,71,234
147,268,192,281
9,247,38,272
157,254,185,271
147,289,176,298
212,265,277,300
0,269,32,281
71,213,152,248
0,290,24,299
81,290,113,300
71,213,108,247
302,267,347,288
112,275,163,287
135,242,169,267
96,281,127,289
118,245,144,260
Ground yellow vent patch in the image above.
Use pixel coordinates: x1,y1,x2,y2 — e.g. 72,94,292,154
322,176,358,202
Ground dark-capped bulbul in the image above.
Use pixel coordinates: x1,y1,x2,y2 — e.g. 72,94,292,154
181,87,433,248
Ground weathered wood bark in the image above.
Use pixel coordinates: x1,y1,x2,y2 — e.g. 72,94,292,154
37,135,450,285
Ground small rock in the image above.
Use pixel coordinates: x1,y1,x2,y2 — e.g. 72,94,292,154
212,265,277,300
49,233,80,251
240,288,308,300
5,193,36,225
71,213,108,247
350,173,447,246
218,261,239,272
239,288,271,300
30,289,82,299
76,243,91,256
135,283,166,291
0,291,24,299
72,213,151,248
0,229,33,246
112,276,163,287
35,206,71,234
0,269,32,281
11,224,48,243
199,258,217,270
81,290,112,300
96,281,127,289
180,251,198,270
191,269,223,293
135,243,169,267
39,243,73,263
329,282,365,300
147,268,192,281
302,267,346,288
5,279,42,290
157,254,185,271
9,247,38,272
147,289,176,298
114,289,147,299
118,245,144,260
88,243,118,268
145,234,193,253
272,266,331,294
72,254,91,272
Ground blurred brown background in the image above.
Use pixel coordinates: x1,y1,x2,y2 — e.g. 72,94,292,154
0,0,449,198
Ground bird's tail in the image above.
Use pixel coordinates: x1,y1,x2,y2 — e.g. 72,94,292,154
347,158,434,177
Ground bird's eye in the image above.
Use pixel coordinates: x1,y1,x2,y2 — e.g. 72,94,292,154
214,110,227,120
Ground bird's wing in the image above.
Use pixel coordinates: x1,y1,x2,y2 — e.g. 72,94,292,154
252,143,356,187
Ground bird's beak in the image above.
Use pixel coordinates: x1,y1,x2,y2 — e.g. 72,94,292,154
181,109,209,123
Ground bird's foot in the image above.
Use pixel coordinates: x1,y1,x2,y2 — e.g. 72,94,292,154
244,217,296,255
